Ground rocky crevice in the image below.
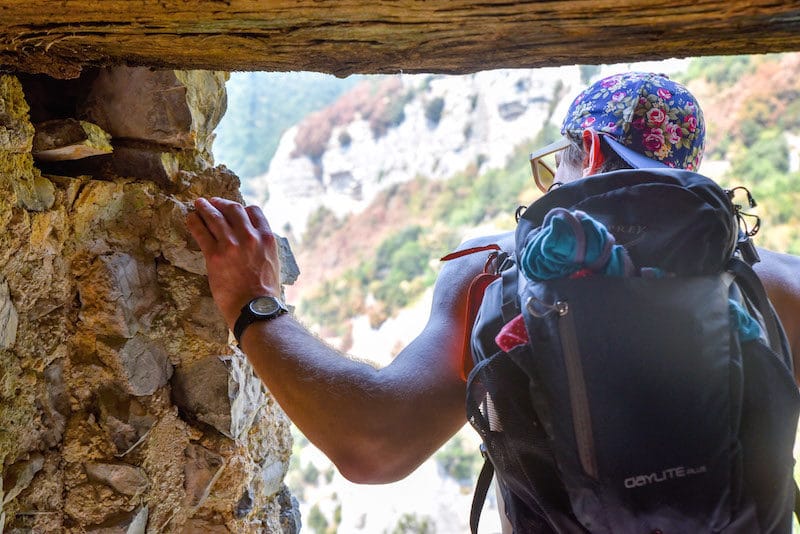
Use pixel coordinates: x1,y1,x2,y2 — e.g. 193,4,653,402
0,68,299,533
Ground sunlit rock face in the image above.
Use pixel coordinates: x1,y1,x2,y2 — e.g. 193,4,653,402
255,67,583,237
0,69,297,533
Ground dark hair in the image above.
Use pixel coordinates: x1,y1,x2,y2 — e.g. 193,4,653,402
563,136,632,174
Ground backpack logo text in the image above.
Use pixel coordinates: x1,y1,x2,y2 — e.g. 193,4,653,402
624,465,708,489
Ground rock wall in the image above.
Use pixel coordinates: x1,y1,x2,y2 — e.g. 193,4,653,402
0,68,298,533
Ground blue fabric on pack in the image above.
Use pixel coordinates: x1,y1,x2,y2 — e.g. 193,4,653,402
728,299,763,343
521,207,762,342
520,208,633,281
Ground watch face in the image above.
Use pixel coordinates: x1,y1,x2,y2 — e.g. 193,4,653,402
250,296,281,316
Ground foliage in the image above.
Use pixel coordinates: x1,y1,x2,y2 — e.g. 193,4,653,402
684,53,800,255
293,55,800,334
292,77,409,160
212,72,361,182
730,129,789,183
387,513,436,534
325,466,336,484
372,89,413,138
308,504,329,534
338,130,352,148
435,433,482,485
425,97,445,126
681,55,756,85
431,142,538,228
302,205,344,247
302,461,321,485
298,141,538,328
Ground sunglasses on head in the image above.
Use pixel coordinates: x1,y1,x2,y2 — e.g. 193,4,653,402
529,137,571,193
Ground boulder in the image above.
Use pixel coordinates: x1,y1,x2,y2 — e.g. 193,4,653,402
171,352,267,439
183,443,224,508
116,335,173,397
85,462,149,496
77,253,160,338
2,453,44,505
0,75,34,153
109,145,180,187
32,119,113,161
80,67,226,155
0,277,18,349
85,506,148,534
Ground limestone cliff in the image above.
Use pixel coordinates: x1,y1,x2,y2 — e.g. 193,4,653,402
254,66,582,237
0,69,297,533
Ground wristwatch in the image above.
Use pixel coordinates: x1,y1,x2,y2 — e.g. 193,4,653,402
233,296,288,345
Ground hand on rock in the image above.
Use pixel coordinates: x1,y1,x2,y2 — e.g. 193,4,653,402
186,197,281,329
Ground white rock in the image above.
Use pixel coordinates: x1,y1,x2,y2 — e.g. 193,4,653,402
118,335,173,396
0,277,18,349
255,67,584,236
85,462,149,496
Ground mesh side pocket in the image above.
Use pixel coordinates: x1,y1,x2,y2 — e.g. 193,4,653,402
466,347,581,532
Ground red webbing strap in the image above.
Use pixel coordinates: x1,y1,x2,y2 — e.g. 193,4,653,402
440,244,501,262
460,271,499,380
441,244,502,381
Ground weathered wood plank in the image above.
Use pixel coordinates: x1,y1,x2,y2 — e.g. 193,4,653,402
1,1,799,77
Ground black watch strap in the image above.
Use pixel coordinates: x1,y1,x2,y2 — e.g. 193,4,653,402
233,297,287,345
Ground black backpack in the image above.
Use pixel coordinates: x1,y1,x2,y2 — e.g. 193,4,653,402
464,168,800,533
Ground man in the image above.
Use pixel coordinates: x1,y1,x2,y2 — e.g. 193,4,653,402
186,72,800,490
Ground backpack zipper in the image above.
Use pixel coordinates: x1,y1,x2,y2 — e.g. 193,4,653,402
526,296,599,479
557,301,599,480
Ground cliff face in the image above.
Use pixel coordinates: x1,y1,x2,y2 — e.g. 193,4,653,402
255,66,582,237
0,69,296,533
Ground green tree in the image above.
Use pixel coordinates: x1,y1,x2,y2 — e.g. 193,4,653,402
435,434,482,485
302,462,321,485
681,55,755,85
388,513,436,534
308,504,329,534
730,129,789,184
212,72,361,184
425,97,445,126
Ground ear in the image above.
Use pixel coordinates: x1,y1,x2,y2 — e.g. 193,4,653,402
581,129,606,177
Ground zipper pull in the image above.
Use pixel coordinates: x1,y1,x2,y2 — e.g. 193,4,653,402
526,296,569,318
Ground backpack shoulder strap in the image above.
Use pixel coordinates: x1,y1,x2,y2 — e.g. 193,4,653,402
441,244,503,380
470,451,495,534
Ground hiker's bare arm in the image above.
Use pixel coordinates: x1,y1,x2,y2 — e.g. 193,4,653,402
754,248,800,381
186,197,504,483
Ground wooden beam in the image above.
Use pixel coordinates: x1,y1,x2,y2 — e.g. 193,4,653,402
1,1,800,78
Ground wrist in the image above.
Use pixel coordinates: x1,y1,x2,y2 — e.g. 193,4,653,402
233,295,289,345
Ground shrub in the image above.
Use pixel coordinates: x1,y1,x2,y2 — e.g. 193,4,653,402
302,462,320,485
302,206,342,246
389,513,436,534
338,130,352,148
683,55,755,85
731,129,789,184
308,504,328,534
435,434,482,485
425,97,445,127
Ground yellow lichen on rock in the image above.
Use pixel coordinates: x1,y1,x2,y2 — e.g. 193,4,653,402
0,75,34,153
1,69,297,533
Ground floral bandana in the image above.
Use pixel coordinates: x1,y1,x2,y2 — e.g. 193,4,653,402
561,72,705,171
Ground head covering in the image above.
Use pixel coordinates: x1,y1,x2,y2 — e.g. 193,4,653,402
561,72,705,171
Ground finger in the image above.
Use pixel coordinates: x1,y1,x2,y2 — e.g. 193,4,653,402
210,198,255,242
186,211,216,252
245,205,273,234
194,198,230,242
